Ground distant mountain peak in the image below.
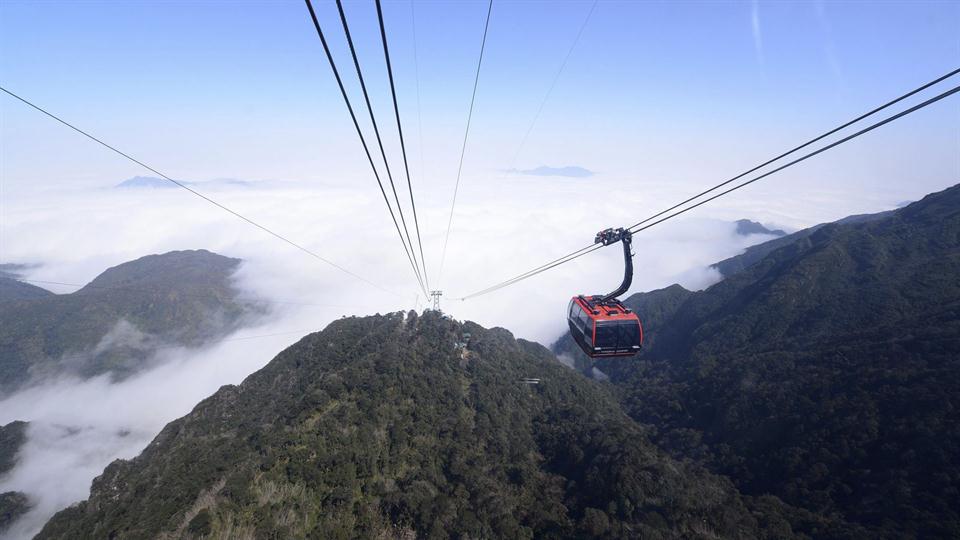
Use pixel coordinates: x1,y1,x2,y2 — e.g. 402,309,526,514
734,219,787,237
115,176,255,189
82,249,240,292
115,176,178,189
0,249,258,396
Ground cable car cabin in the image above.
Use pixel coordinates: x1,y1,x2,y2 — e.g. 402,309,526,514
567,295,643,358
566,227,641,358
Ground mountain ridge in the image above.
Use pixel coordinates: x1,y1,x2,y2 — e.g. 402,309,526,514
713,209,896,278
37,311,828,539
0,250,264,395
734,219,787,237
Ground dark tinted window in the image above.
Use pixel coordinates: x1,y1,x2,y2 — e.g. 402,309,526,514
568,302,592,345
578,311,591,333
595,323,618,348
596,321,640,350
582,314,593,345
618,321,640,348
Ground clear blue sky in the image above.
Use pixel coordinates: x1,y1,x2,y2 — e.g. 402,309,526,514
2,0,958,199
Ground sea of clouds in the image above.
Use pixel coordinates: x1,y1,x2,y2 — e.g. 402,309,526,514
0,171,906,538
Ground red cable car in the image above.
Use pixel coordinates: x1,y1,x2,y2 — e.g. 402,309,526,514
567,228,643,358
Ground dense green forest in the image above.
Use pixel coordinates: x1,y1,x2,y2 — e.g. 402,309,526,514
38,311,840,539
556,184,960,537
0,250,263,395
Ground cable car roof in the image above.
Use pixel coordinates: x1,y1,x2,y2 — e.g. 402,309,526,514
572,295,637,321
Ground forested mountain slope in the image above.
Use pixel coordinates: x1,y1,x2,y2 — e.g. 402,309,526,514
0,421,29,535
0,264,52,303
0,250,262,395
712,209,894,278
39,312,824,540
0,422,26,477
556,184,960,537
0,278,53,303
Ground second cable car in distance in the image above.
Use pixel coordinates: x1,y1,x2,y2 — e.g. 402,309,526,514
567,227,643,358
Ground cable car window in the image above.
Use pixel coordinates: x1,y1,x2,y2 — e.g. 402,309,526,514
595,323,618,349
578,311,590,333
617,321,640,348
595,321,640,350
